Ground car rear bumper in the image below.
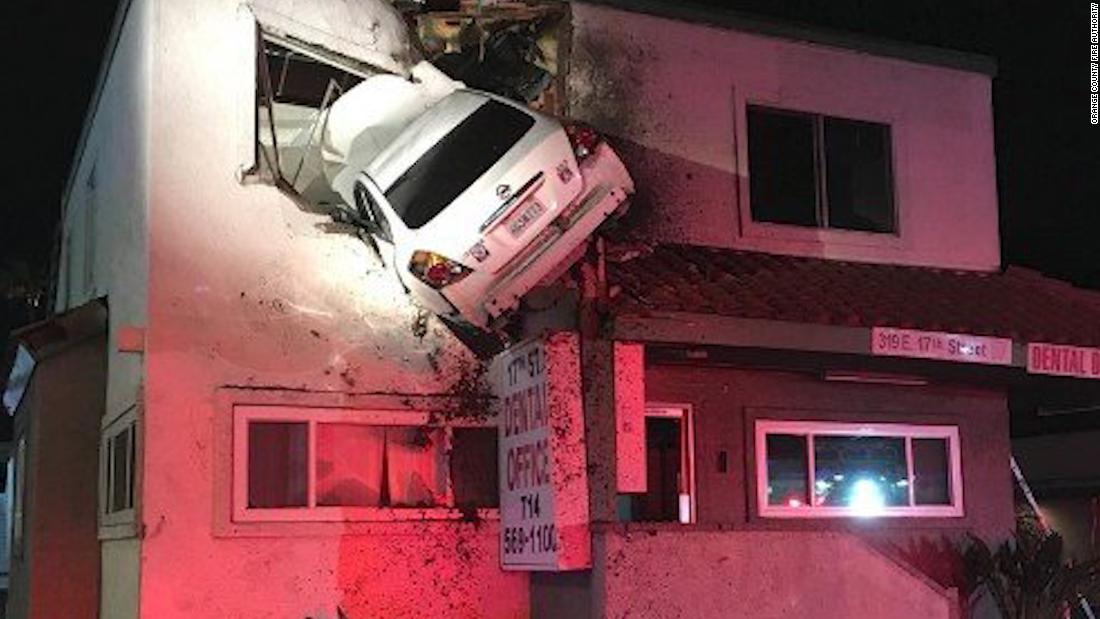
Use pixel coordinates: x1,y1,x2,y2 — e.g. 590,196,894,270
446,179,630,328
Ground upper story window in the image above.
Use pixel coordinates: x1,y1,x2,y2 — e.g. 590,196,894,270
755,420,963,518
251,32,365,201
233,406,498,522
747,106,896,234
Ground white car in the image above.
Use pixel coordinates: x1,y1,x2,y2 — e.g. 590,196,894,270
336,89,634,330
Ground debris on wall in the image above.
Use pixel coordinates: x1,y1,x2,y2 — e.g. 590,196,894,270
416,1,569,113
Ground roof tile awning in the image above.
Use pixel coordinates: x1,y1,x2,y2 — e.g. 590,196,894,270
606,244,1100,349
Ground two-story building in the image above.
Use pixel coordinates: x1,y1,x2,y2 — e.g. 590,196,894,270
7,0,1100,617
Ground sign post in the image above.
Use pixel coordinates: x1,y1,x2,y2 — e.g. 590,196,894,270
495,332,590,571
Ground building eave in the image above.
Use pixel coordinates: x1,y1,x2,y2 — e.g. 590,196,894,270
576,0,998,76
59,0,131,213
612,310,1029,369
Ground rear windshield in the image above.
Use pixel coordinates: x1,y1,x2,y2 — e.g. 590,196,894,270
384,99,535,229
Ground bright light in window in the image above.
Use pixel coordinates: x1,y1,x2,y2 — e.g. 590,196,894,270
786,498,803,508
848,478,885,517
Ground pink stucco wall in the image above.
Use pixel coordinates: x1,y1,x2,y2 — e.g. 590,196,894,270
569,2,1000,271
589,527,958,619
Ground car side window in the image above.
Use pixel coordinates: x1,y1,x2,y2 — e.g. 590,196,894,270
354,182,393,243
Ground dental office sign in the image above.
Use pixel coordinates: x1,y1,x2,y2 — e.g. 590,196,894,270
494,332,590,571
871,327,1013,366
1028,343,1100,379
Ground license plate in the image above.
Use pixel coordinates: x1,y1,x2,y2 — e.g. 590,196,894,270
507,200,545,238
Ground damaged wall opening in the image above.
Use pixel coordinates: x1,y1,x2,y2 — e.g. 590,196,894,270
246,3,570,213
251,31,367,207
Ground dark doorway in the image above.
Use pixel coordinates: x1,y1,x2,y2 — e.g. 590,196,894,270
635,417,683,522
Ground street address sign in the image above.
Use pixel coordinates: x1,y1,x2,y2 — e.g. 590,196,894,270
871,327,1013,366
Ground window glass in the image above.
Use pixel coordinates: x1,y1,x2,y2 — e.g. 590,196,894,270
316,424,385,507
912,438,951,506
385,427,446,507
813,435,908,509
765,434,809,507
747,107,818,227
384,100,535,229
248,422,308,508
450,428,500,509
262,42,362,108
237,410,500,520
757,422,962,517
109,428,133,513
824,118,895,232
747,106,895,233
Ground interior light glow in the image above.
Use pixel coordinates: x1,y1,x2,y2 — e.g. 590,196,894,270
848,478,886,517
786,498,803,508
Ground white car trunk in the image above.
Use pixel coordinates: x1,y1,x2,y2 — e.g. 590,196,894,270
368,91,583,275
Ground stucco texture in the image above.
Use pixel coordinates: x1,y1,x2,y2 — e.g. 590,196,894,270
591,528,957,619
569,2,1000,272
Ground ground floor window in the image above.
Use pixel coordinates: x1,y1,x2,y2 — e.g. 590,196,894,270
105,424,136,514
100,406,140,535
755,420,963,518
233,406,498,522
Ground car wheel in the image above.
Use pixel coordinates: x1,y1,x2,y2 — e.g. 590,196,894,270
438,314,508,359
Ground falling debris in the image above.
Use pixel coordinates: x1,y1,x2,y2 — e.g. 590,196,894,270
416,2,568,111
411,308,431,340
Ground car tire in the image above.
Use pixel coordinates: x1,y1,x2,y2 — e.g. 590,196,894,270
438,314,508,359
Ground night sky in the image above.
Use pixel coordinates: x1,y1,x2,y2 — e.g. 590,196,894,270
2,0,1098,294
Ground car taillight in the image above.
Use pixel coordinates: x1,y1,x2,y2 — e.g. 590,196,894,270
564,122,602,162
409,251,472,289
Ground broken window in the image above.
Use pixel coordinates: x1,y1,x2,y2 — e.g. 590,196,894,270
244,2,571,214
234,407,498,521
748,106,896,233
251,32,368,207
755,420,962,517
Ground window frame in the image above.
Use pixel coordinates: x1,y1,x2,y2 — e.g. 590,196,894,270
643,404,697,524
745,104,897,235
754,419,963,519
735,95,904,250
99,405,140,538
232,405,498,523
